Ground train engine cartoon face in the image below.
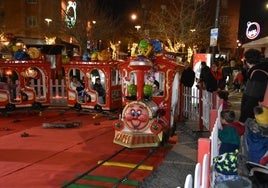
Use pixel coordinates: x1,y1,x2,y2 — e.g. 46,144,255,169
123,102,150,131
113,100,163,148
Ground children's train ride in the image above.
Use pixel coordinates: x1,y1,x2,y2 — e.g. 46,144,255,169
112,39,184,148
0,39,185,149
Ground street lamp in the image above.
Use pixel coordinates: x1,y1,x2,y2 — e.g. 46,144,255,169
190,29,196,33
135,25,141,31
131,13,137,21
44,18,52,26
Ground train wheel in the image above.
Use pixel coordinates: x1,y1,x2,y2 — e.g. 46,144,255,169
74,103,82,111
32,102,42,110
5,103,16,111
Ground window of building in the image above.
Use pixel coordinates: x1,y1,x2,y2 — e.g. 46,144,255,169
221,0,228,9
220,15,228,25
27,16,37,27
27,0,37,4
160,5,167,14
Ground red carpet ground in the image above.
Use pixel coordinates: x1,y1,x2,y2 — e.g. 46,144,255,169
0,110,177,188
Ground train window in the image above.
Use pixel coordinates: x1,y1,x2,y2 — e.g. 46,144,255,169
0,69,19,102
24,67,47,102
90,69,106,104
144,72,164,97
126,72,137,97
69,69,84,88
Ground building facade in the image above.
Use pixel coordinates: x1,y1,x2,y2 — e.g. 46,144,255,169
0,0,62,40
0,0,241,60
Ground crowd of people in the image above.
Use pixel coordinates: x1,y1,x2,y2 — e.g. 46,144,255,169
180,48,268,186
210,49,267,186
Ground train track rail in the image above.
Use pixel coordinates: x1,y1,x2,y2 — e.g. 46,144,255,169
62,146,159,188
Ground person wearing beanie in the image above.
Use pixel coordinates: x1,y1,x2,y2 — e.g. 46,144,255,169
244,105,268,164
213,150,240,184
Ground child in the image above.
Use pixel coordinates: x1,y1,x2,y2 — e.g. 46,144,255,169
233,69,244,92
213,150,240,185
217,90,232,110
243,105,268,185
213,110,246,186
244,105,268,165
218,110,244,155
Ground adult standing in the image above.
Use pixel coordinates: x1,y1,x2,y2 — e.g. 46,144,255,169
239,49,268,123
221,60,232,90
181,61,196,119
200,62,222,92
210,63,223,90
180,61,195,88
198,61,211,90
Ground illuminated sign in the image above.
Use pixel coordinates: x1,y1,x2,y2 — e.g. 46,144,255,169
210,28,218,47
65,1,77,28
246,21,260,40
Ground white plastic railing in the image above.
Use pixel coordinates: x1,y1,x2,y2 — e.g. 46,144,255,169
29,79,66,103
183,98,223,188
184,154,209,188
182,86,214,131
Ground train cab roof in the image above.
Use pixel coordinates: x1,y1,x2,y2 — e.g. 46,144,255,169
118,55,184,72
64,60,121,67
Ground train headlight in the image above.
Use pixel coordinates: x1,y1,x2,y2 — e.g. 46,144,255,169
113,120,124,131
150,122,162,134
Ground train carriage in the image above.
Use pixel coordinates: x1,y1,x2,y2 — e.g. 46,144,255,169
0,59,51,112
63,60,122,111
113,53,184,148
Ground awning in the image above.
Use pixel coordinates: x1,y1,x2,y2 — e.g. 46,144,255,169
16,37,79,55
242,36,268,48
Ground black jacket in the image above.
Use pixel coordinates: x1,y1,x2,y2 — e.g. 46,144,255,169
181,67,195,87
239,62,268,122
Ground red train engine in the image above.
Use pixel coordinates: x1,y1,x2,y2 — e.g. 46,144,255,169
113,40,184,148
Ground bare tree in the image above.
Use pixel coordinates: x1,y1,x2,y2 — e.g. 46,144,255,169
136,0,215,53
59,0,117,53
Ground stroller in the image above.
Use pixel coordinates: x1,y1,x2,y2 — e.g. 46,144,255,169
241,110,268,188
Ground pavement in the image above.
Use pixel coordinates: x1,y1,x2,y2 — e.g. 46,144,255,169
138,91,243,188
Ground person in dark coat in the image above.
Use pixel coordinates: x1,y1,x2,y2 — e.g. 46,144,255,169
181,61,195,87
239,49,268,123
199,62,221,92
220,60,232,89
198,61,211,89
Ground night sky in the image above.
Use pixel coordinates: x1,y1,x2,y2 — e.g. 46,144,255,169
100,0,268,44
98,0,140,20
